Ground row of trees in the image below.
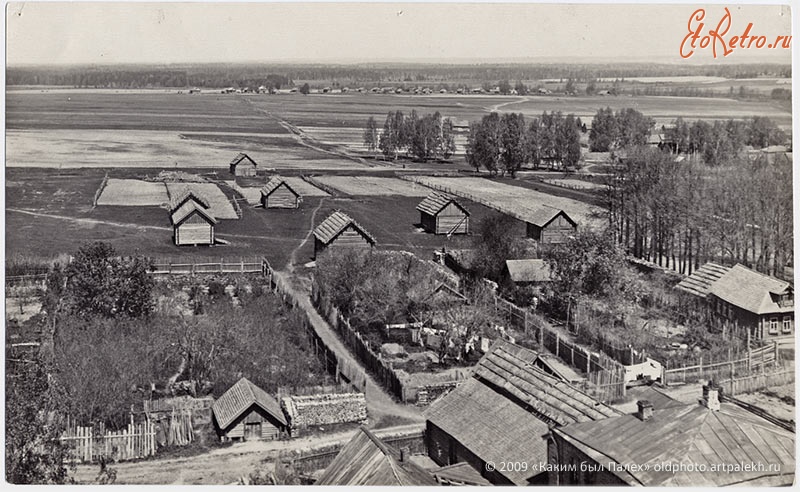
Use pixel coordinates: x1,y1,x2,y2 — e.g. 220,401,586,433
604,146,792,277
364,111,456,161
466,111,583,176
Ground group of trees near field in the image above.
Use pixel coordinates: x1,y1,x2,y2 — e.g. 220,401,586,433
466,111,583,176
604,146,792,277
589,107,655,152
364,111,456,161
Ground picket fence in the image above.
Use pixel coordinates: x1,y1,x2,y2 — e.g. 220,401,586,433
150,256,266,275
60,418,156,463
662,342,780,386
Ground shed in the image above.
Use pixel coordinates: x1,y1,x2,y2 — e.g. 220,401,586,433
416,192,470,235
260,176,301,209
169,187,211,213
170,199,216,246
212,378,288,441
525,207,577,244
313,211,376,259
316,427,436,486
503,259,552,286
229,153,258,176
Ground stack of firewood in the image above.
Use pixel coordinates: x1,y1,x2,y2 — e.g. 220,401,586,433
281,393,367,429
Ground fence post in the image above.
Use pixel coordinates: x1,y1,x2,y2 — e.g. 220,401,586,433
555,333,560,357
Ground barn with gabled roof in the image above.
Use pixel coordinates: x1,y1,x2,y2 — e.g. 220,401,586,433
313,211,376,259
229,153,258,176
260,175,301,209
416,192,470,235
169,187,216,246
212,377,288,441
525,207,577,244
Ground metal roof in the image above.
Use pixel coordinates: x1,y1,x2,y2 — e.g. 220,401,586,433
316,427,436,486
260,175,299,198
229,152,257,168
553,400,796,486
170,200,217,226
505,259,552,283
211,378,286,430
313,211,376,245
525,206,576,228
416,191,469,217
169,186,211,212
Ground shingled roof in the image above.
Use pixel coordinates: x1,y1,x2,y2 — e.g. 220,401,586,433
316,427,436,486
553,400,796,486
416,191,469,216
472,340,621,426
313,211,376,245
169,186,211,212
525,207,576,228
229,152,257,168
505,259,552,283
674,262,731,298
260,175,299,198
170,199,217,226
212,378,286,430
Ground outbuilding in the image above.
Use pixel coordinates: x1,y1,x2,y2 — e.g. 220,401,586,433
229,153,258,176
416,192,470,235
313,211,376,259
212,378,288,441
169,188,216,246
260,176,301,209
525,207,577,244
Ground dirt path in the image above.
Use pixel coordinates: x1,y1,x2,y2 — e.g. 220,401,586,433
486,95,529,113
7,208,172,231
70,423,424,485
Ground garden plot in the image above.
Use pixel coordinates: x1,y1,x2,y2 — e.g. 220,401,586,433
96,179,169,206
407,176,604,227
312,176,432,197
543,179,606,191
165,183,238,219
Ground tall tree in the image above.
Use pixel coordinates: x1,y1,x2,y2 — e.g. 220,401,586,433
362,116,378,156
500,113,528,177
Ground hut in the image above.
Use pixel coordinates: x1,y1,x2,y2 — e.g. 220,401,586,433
503,259,552,288
212,378,288,441
525,207,577,244
229,153,258,176
316,427,436,486
169,188,216,246
260,176,301,209
416,192,470,235
313,211,376,259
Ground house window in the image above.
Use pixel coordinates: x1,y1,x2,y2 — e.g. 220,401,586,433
769,318,779,334
783,317,792,334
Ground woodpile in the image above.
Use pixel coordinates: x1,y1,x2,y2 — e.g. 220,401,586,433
281,393,367,430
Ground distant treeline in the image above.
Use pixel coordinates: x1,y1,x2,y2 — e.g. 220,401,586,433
6,62,790,88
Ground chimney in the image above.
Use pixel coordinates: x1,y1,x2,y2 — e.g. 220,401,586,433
702,383,721,411
636,400,654,421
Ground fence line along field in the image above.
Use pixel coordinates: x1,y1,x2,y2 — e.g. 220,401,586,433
310,176,433,196
165,183,239,219
543,178,607,192
405,176,605,227
96,179,169,206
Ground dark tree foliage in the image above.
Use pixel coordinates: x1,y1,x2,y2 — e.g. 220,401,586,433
377,110,455,162
63,242,154,318
6,357,72,484
362,116,379,155
500,113,528,177
299,83,310,95
470,213,527,282
589,107,653,152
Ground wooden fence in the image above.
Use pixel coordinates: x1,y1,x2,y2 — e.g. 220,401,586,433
718,369,795,397
60,418,156,463
5,273,48,289
662,342,780,386
150,257,266,275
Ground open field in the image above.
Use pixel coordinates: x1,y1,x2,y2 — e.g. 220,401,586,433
96,179,169,206
165,182,238,219
543,178,606,192
406,176,605,227
309,176,433,197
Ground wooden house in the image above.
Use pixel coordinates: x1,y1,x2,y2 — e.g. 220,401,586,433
548,383,795,486
229,153,258,176
260,176,301,209
313,211,376,259
169,188,216,246
503,259,552,288
212,378,288,441
525,207,577,244
316,426,436,486
424,340,620,486
416,192,470,235
675,262,794,343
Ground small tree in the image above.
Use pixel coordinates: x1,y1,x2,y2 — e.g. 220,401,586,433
299,83,310,95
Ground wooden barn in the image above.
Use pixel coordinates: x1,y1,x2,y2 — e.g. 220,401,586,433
316,427,436,486
169,188,216,246
525,207,577,244
212,378,288,442
416,192,470,235
229,153,258,176
260,176,301,209
313,211,376,259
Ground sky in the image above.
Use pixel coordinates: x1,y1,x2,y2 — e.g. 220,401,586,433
5,2,794,66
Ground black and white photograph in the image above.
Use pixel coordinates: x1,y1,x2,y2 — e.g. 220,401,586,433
4,1,796,487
